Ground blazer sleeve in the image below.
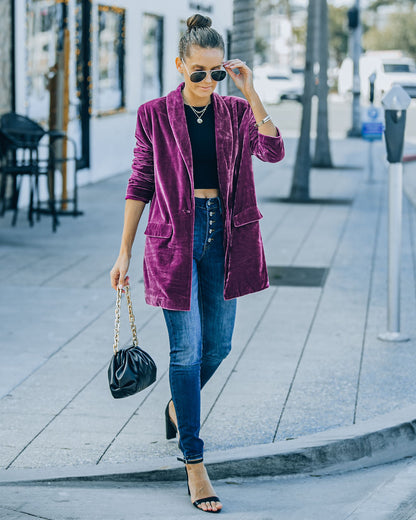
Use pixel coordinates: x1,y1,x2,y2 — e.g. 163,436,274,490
246,105,285,163
125,105,155,203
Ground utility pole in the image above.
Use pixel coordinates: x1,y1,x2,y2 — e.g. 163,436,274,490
347,0,362,137
289,0,319,201
313,0,333,168
229,0,255,97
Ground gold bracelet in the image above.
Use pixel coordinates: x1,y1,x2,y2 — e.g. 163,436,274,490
255,115,272,128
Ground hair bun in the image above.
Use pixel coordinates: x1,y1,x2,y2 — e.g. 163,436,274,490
187,14,212,30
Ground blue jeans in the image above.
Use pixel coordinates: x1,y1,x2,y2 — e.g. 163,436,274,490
162,196,237,462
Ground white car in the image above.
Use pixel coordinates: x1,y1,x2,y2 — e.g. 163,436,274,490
253,66,303,104
377,59,416,98
338,51,416,100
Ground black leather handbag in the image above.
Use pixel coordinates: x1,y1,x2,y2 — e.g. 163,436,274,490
108,286,157,399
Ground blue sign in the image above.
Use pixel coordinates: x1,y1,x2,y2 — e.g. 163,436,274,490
362,122,384,141
362,106,384,141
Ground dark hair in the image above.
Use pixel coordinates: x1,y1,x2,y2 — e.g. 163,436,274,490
178,14,225,60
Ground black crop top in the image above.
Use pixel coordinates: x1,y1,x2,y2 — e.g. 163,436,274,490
184,103,220,190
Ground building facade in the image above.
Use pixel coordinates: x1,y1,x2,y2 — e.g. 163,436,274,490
0,1,14,115
7,0,232,206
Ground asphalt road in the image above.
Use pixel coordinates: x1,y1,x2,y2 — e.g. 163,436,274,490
1,458,415,520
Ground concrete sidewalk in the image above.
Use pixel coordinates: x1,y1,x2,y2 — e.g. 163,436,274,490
1,137,416,482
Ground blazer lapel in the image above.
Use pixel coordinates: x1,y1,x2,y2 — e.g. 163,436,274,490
166,83,236,199
166,83,194,186
212,92,236,198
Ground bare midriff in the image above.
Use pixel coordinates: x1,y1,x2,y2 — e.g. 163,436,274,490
194,188,220,199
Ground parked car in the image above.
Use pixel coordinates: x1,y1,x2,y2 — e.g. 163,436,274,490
377,59,416,98
253,65,303,104
338,51,416,100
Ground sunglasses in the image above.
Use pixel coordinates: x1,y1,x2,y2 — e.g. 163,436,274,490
182,60,227,83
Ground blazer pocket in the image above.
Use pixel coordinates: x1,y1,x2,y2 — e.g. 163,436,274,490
144,222,173,238
233,206,263,227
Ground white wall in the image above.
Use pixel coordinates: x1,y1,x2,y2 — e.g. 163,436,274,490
13,0,232,206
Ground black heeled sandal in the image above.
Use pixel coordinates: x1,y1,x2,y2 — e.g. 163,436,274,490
165,400,177,440
177,457,221,514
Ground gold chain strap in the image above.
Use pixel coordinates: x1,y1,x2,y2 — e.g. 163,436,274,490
113,286,138,354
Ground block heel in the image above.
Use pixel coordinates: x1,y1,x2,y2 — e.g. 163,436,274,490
165,400,178,440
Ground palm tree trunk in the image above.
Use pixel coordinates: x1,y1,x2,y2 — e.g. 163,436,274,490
229,0,256,97
289,0,319,201
313,0,333,167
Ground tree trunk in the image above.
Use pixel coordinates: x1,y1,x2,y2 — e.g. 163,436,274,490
289,0,319,201
229,0,256,97
313,0,333,167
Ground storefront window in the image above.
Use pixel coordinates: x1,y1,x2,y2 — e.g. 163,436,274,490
26,0,60,124
97,5,125,114
142,13,164,102
75,0,91,167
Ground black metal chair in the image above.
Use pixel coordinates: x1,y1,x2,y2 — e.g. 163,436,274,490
0,113,82,232
0,116,44,227
0,130,9,216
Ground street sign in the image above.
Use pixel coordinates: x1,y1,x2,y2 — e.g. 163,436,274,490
361,106,384,141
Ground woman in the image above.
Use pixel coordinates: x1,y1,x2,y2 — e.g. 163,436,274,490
110,14,284,513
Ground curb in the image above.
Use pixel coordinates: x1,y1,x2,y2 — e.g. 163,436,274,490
1,406,416,485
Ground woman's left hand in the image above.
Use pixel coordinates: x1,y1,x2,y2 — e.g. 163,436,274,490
223,59,255,98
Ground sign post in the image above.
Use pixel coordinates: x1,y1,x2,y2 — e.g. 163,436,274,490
347,0,362,137
378,85,411,343
361,72,383,183
361,108,384,183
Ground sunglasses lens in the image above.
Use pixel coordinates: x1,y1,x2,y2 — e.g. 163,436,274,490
211,70,227,81
190,71,206,83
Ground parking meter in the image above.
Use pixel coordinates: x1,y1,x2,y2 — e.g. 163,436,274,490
384,110,407,163
382,86,411,163
378,85,411,342
369,72,376,104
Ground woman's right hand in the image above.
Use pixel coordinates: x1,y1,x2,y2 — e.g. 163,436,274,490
110,254,131,290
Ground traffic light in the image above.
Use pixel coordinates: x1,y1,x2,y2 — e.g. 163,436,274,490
348,7,359,29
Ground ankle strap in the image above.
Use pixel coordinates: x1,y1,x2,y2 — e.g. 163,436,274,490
177,456,203,464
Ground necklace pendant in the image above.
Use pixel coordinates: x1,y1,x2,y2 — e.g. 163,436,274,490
197,118,203,124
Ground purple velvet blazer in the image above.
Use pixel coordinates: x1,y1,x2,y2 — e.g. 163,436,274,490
126,82,285,310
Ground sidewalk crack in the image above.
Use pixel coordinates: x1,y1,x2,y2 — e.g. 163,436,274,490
352,184,385,424
95,366,168,465
1,301,114,400
5,309,159,469
201,287,279,428
0,504,53,520
272,179,360,441
39,254,89,286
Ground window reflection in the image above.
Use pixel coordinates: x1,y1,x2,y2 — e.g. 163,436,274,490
142,13,164,102
97,5,125,114
26,0,58,124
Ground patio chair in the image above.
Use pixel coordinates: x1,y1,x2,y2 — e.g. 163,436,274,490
0,113,82,232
